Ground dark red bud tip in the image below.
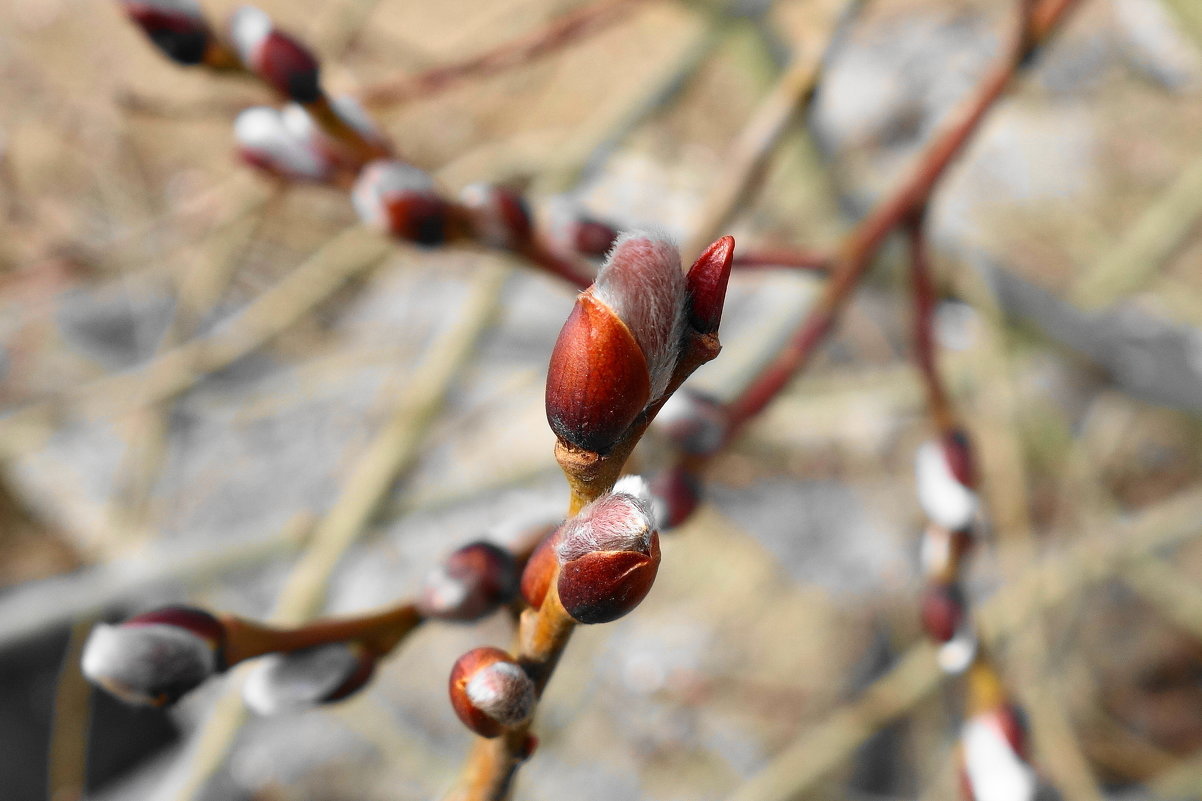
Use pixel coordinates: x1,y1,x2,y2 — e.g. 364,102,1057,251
126,605,227,660
649,467,702,530
546,295,651,453
685,235,735,334
449,647,536,738
418,541,519,621
920,581,966,643
259,32,321,102
520,527,562,609
122,4,212,65
941,428,977,488
558,534,660,624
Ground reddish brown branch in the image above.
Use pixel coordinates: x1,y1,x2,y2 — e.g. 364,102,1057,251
358,0,648,109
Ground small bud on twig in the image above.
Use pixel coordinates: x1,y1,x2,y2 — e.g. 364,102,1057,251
649,466,702,530
545,198,618,258
242,642,376,715
556,476,661,624
545,232,687,453
458,183,533,251
919,523,974,580
417,541,520,622
234,106,331,181
81,606,225,707
229,5,321,102
119,0,214,65
916,437,979,531
920,581,966,643
652,388,728,455
684,235,735,335
352,160,451,246
449,647,536,738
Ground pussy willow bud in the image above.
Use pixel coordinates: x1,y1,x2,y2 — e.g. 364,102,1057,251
546,198,618,258
920,580,966,643
916,437,979,531
417,541,520,621
545,231,687,453
649,466,702,530
229,6,321,102
961,705,1035,801
684,235,735,335
352,160,451,246
519,526,561,610
652,388,728,455
459,184,533,250
449,647,536,738
234,106,330,181
242,642,376,715
281,97,389,167
557,476,661,624
119,0,213,65
81,605,225,707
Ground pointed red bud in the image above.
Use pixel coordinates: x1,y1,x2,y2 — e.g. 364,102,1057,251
417,541,519,621
520,526,563,609
230,6,321,102
243,642,376,715
352,160,451,246
449,647,536,738
459,184,533,250
649,466,702,530
82,605,226,707
120,1,213,65
685,235,735,334
556,477,661,624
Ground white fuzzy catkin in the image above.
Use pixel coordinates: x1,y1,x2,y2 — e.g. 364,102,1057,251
234,107,328,180
915,440,978,531
351,160,437,229
465,661,535,726
229,6,273,64
557,476,655,563
82,623,216,704
242,643,361,715
962,714,1036,801
591,231,686,400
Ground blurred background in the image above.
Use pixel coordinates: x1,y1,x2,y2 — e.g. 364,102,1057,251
2,0,1202,799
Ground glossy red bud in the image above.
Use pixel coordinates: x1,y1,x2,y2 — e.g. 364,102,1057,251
418,541,519,621
920,581,966,643
546,295,651,453
449,647,536,738
685,235,735,334
257,31,321,102
520,526,562,609
558,534,660,624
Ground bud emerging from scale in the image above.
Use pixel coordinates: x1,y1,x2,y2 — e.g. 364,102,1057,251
649,466,702,530
352,160,451,246
242,642,376,715
81,606,225,707
449,647,536,738
652,388,728,455
519,526,562,610
960,705,1035,801
458,183,533,250
119,0,213,65
556,476,661,624
545,232,687,453
229,5,321,102
417,541,520,621
234,106,331,181
916,437,979,531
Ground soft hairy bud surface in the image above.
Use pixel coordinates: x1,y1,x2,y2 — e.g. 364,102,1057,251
916,439,979,531
418,541,519,621
243,643,375,715
234,107,329,181
449,647,536,738
82,612,221,707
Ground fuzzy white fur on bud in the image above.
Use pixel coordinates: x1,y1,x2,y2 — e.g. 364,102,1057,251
235,106,329,180
242,643,365,715
465,660,536,727
82,623,217,706
229,5,272,64
915,440,978,531
351,159,437,229
937,626,977,674
962,713,1036,801
591,232,686,400
281,96,385,151
557,476,655,563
